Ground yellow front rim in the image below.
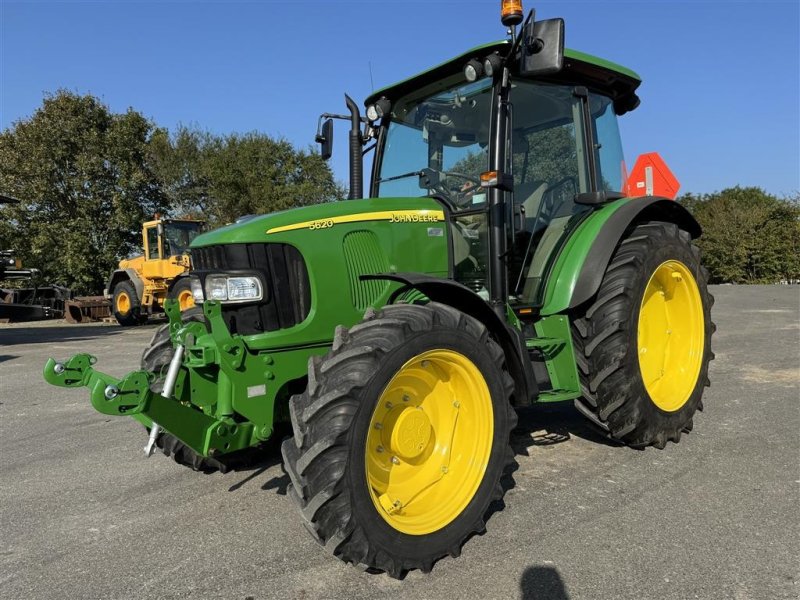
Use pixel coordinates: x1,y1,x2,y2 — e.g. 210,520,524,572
177,290,195,311
116,291,131,314
365,349,494,535
638,260,705,412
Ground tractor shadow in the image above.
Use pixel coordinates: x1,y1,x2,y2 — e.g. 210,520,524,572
483,401,621,522
226,402,620,498
226,425,291,495
511,402,620,456
0,323,132,346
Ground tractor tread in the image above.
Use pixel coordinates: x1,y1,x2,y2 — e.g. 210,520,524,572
282,302,517,578
570,220,715,448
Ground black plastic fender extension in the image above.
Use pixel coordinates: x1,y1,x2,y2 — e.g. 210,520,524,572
362,273,537,405
569,196,702,310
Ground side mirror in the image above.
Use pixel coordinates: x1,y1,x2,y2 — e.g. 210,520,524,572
519,18,565,76
316,118,334,160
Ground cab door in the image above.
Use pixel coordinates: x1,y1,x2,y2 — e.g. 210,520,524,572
506,81,593,307
141,224,166,280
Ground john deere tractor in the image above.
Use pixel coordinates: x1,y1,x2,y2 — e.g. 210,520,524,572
107,217,204,325
44,3,714,577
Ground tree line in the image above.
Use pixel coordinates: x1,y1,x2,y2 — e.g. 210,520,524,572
0,91,342,294
1,91,797,295
679,187,799,284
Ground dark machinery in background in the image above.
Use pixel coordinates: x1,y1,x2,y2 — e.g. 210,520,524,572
0,194,71,323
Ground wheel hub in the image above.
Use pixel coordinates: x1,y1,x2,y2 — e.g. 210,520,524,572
390,408,432,460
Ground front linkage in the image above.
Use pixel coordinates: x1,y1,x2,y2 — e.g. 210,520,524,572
43,300,288,460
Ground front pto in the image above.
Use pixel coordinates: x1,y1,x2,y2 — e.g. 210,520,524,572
43,300,298,459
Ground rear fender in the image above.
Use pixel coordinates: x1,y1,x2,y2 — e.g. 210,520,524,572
540,197,701,315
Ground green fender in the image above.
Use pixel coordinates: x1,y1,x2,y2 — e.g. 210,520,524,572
540,196,701,315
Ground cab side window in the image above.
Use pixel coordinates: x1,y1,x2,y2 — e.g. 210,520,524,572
146,227,160,260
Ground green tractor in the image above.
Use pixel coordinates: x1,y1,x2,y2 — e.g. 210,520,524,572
44,4,713,577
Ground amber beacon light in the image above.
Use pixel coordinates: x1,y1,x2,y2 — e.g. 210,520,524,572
501,0,524,26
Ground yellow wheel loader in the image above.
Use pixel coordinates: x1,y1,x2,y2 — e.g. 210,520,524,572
106,217,203,325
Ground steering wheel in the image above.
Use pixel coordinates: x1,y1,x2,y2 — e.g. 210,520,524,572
421,168,482,207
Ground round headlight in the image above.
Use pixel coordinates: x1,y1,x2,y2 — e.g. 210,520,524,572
366,104,379,121
483,53,503,78
464,59,483,83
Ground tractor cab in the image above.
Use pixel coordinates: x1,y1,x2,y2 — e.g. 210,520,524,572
363,38,640,315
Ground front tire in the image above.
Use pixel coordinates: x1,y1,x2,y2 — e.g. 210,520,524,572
167,277,196,312
281,302,517,577
572,220,715,448
113,280,146,326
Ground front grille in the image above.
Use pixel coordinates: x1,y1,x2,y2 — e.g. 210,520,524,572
191,243,311,335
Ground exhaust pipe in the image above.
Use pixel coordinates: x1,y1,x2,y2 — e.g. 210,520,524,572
344,94,363,200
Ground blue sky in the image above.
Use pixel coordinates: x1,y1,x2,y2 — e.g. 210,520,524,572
1,0,798,197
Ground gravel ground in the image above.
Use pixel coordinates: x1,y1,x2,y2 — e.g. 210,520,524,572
0,285,798,600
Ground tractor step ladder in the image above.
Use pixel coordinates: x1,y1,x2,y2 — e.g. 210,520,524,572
525,316,581,403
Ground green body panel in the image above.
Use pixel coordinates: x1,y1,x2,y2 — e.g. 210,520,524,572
528,315,581,402
198,197,450,351
539,198,630,315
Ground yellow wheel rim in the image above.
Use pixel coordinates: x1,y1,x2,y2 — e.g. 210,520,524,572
365,349,494,536
177,289,195,311
638,260,705,412
116,291,131,314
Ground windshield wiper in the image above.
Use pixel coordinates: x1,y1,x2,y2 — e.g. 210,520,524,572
376,170,424,184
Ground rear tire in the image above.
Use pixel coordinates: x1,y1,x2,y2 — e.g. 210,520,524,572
282,302,517,577
113,280,146,326
572,221,714,448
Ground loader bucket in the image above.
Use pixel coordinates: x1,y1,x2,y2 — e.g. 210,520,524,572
65,297,112,324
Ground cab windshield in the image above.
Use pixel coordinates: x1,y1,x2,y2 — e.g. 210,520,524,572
376,78,493,208
164,222,202,256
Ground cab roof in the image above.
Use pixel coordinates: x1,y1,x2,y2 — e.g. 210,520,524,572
365,40,642,115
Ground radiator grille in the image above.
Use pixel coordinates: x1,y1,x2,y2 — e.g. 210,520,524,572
342,230,389,311
191,243,310,335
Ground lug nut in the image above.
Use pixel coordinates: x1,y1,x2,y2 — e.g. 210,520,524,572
391,456,400,465
402,395,410,402
376,445,384,453
385,401,393,409
374,422,383,430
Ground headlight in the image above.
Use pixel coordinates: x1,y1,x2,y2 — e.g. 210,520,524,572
204,275,263,303
190,278,205,303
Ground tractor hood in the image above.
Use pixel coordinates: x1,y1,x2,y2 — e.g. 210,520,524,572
191,197,445,247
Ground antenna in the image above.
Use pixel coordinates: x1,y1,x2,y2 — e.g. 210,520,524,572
368,61,375,91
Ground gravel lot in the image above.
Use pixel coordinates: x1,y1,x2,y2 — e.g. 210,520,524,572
1,285,798,600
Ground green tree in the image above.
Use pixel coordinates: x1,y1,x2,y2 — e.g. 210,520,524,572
151,125,343,225
0,91,168,294
679,187,800,283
